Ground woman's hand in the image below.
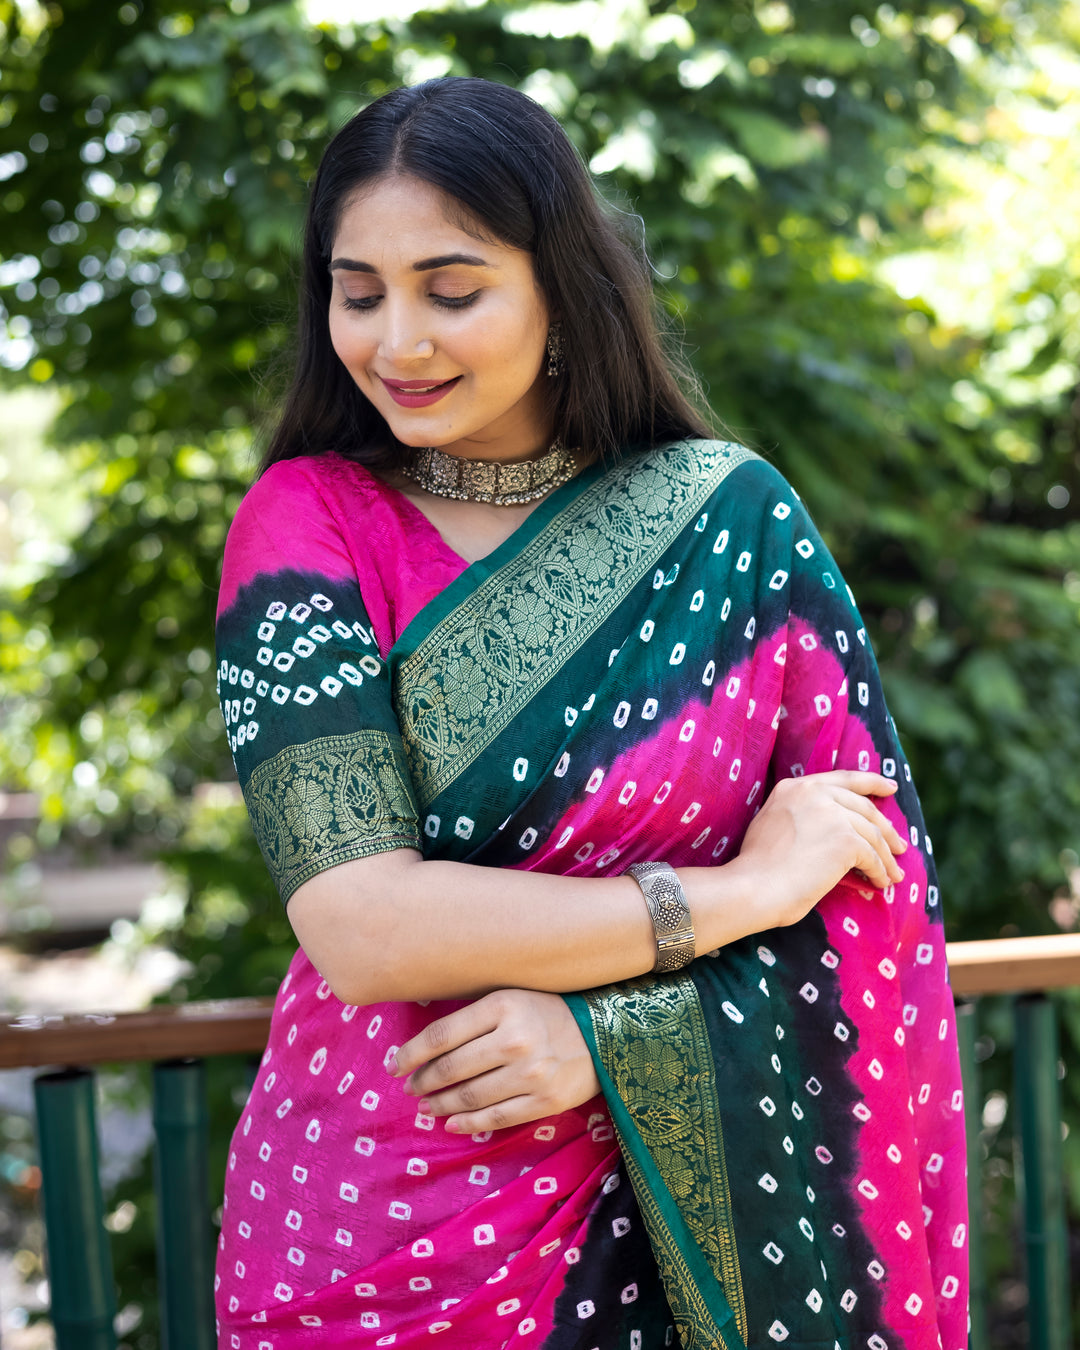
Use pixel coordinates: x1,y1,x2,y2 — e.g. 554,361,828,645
391,988,601,1134
728,770,907,929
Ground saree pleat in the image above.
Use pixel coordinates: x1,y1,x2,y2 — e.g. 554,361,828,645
213,441,967,1349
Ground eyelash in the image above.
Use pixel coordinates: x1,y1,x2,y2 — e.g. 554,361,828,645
340,292,480,313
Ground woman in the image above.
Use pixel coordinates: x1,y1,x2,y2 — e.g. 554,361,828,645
214,78,968,1349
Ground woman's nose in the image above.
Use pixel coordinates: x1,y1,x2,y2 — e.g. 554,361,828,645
378,301,435,362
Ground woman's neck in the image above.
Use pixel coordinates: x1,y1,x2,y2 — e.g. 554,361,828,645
388,472,550,563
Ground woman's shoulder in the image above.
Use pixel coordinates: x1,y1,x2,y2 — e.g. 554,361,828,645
639,437,796,498
643,436,756,467
226,452,399,548
219,454,396,613
631,440,818,556
238,451,386,516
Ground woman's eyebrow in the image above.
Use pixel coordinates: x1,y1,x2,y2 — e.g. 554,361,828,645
414,253,494,271
329,253,495,274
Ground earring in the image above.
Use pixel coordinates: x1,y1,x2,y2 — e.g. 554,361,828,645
545,323,564,377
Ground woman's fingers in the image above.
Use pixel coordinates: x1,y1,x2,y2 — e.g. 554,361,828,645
404,1030,506,1099
392,995,501,1080
832,788,909,858
418,1064,541,1123
848,813,905,887
393,988,600,1134
734,767,915,926
815,769,899,798
441,1094,538,1136
419,1066,507,1118
818,786,904,887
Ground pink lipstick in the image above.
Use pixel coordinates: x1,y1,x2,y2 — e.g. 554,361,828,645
379,376,462,408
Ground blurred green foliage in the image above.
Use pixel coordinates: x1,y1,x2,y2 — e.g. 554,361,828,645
1,0,1077,928
1,0,1079,1344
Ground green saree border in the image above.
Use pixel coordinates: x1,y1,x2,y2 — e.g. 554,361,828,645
244,728,421,903
390,453,609,656
567,977,749,1350
391,440,755,811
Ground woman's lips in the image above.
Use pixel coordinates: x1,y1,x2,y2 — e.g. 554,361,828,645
379,375,462,408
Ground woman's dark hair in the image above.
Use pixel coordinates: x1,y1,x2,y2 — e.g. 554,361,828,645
263,77,712,470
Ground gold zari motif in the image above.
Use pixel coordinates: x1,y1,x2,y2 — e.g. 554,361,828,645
584,973,748,1349
396,441,755,809
245,730,420,902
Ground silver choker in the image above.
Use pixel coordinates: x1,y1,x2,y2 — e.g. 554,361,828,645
400,439,576,506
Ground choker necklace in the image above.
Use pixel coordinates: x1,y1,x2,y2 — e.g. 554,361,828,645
400,438,576,506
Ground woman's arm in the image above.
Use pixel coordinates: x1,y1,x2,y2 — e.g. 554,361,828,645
288,768,906,1004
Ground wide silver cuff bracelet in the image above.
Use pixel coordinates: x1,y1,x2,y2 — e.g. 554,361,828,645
626,861,696,974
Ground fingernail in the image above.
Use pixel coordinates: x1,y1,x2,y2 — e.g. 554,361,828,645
388,1054,399,1075
445,1119,462,1133
897,868,905,880
417,1098,431,1113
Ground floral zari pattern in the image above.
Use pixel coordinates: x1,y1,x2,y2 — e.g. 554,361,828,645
392,441,754,811
578,975,747,1350
245,729,420,901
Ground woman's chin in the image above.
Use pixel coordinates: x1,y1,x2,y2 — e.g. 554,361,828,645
390,428,476,455
378,412,462,449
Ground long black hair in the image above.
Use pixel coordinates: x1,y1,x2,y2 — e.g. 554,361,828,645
262,77,712,471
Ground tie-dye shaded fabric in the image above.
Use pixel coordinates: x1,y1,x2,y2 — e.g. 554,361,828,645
214,441,967,1349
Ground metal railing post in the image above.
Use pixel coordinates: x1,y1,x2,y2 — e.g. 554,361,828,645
152,1058,215,1350
32,1068,117,1350
1013,994,1070,1350
955,1001,988,1350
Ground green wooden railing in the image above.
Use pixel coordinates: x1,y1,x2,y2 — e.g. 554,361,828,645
0,999,271,1350
1,937,1079,1349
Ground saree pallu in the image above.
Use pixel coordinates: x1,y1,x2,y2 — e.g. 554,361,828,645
214,441,968,1349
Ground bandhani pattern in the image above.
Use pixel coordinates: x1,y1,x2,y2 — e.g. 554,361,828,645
214,443,967,1349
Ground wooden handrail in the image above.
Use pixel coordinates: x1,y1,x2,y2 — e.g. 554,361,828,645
2,936,1080,1070
0,998,274,1070
945,933,1080,998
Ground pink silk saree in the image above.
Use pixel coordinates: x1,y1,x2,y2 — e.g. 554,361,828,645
214,441,968,1348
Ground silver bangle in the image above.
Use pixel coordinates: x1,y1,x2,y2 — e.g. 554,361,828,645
626,861,696,974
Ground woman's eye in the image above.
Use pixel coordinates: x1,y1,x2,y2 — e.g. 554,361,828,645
339,291,478,312
432,291,480,311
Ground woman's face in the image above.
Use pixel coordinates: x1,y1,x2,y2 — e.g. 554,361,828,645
328,174,552,462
